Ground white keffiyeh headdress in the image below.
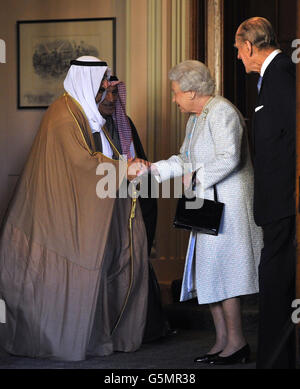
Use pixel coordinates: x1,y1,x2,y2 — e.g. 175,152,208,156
64,56,113,158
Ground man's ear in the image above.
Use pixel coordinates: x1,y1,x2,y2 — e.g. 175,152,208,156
245,40,253,56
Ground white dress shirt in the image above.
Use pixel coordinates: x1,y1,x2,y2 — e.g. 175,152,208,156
260,49,282,77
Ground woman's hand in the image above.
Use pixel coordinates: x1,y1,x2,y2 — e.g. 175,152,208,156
127,158,151,181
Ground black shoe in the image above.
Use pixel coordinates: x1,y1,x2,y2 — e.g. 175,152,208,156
167,328,178,336
209,344,251,365
194,351,223,364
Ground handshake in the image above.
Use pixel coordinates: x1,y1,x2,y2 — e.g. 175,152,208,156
127,158,152,182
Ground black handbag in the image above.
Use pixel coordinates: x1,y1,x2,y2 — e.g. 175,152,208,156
173,173,224,236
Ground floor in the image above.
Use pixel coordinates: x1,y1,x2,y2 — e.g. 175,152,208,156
0,328,257,370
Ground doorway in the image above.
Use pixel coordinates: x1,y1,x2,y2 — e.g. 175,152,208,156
191,0,299,367
222,0,299,366
223,0,297,142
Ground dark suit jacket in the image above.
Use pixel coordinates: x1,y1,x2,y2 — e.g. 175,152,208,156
128,118,167,342
252,52,296,226
128,117,158,256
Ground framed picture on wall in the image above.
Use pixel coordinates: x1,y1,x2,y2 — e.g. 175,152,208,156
17,18,116,109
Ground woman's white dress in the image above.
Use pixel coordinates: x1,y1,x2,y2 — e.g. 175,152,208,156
154,96,263,304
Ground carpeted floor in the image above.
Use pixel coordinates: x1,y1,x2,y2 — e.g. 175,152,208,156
0,328,257,370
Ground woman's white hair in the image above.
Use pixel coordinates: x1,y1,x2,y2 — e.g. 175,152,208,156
169,60,215,96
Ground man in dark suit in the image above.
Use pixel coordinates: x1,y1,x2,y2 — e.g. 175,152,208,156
235,17,296,369
97,76,170,343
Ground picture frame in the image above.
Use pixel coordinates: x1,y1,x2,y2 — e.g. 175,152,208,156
17,18,116,109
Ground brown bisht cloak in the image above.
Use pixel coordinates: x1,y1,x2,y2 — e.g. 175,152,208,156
0,94,148,361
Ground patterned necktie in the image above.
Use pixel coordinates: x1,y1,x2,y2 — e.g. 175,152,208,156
257,76,263,93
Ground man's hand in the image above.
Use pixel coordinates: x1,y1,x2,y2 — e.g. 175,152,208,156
127,158,151,181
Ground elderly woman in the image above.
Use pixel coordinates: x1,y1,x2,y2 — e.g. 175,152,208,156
151,60,263,365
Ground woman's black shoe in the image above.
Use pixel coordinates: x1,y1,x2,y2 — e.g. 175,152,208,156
209,344,250,365
194,351,222,363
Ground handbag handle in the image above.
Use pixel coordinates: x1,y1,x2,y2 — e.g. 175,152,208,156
192,171,218,202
